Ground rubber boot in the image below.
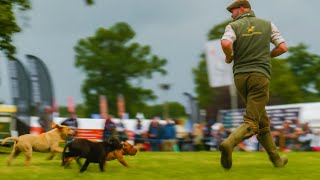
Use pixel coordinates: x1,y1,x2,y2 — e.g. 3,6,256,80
257,131,288,167
219,123,255,170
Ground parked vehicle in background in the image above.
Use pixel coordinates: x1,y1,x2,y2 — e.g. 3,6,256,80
0,105,17,145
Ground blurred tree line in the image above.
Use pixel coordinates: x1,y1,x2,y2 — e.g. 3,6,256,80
0,0,30,60
74,22,170,118
193,20,320,120
0,0,92,60
73,22,187,119
1,0,187,119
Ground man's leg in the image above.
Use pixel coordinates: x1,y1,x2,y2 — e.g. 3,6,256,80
219,73,256,169
257,111,288,167
219,73,269,169
219,123,256,169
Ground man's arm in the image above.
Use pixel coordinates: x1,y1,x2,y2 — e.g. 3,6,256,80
270,23,287,58
221,39,234,64
221,24,236,64
271,42,288,58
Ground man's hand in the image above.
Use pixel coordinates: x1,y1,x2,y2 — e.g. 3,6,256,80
225,55,234,64
271,42,288,58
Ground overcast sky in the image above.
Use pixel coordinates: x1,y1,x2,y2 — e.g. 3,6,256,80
0,0,319,108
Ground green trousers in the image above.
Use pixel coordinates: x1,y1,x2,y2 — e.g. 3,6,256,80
234,72,270,134
220,72,288,169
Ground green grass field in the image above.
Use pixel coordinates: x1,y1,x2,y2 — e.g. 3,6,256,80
1,146,320,180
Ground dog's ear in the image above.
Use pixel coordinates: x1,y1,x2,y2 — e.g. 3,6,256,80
107,137,115,144
51,122,59,129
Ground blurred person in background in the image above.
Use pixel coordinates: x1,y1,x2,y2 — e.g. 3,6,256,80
278,120,296,152
161,118,176,151
115,117,128,142
209,123,229,151
291,118,302,129
203,122,213,151
148,117,162,151
310,130,320,151
183,132,194,151
216,125,229,149
103,116,117,141
192,123,204,151
296,123,313,151
61,112,78,143
134,118,145,146
175,119,188,151
39,106,53,132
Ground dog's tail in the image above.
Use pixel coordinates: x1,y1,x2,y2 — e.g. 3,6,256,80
0,137,19,146
61,142,70,166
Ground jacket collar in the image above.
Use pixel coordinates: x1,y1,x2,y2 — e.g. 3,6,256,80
234,10,255,21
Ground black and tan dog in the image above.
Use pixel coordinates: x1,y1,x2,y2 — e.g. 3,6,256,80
1,123,75,166
62,137,122,173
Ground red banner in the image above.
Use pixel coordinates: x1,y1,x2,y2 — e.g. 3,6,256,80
117,94,125,118
100,95,108,118
67,96,75,113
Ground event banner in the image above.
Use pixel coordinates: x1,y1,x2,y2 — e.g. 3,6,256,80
26,55,55,113
205,40,233,88
8,59,32,134
218,107,300,130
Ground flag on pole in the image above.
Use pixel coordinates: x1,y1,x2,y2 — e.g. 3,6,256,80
100,95,108,118
117,94,125,118
67,96,75,113
52,98,59,117
205,40,233,87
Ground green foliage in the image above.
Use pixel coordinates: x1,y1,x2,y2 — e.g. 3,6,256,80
58,106,68,117
0,0,31,60
0,0,94,60
286,44,320,101
142,102,186,119
207,20,232,40
269,58,304,104
192,56,215,108
85,0,94,5
74,22,167,117
59,104,88,118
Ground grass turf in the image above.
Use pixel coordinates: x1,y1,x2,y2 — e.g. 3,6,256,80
1,146,320,180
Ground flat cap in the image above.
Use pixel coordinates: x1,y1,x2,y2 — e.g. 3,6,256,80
227,0,251,12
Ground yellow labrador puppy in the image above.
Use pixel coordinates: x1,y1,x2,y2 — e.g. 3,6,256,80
1,123,75,166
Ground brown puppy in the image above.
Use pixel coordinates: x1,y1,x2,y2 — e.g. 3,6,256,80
1,123,75,166
106,141,137,167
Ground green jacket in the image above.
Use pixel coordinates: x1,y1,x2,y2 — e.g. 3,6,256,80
230,10,272,79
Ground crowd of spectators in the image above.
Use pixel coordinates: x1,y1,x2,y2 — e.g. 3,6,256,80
209,118,320,152
271,119,320,152
102,116,320,152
